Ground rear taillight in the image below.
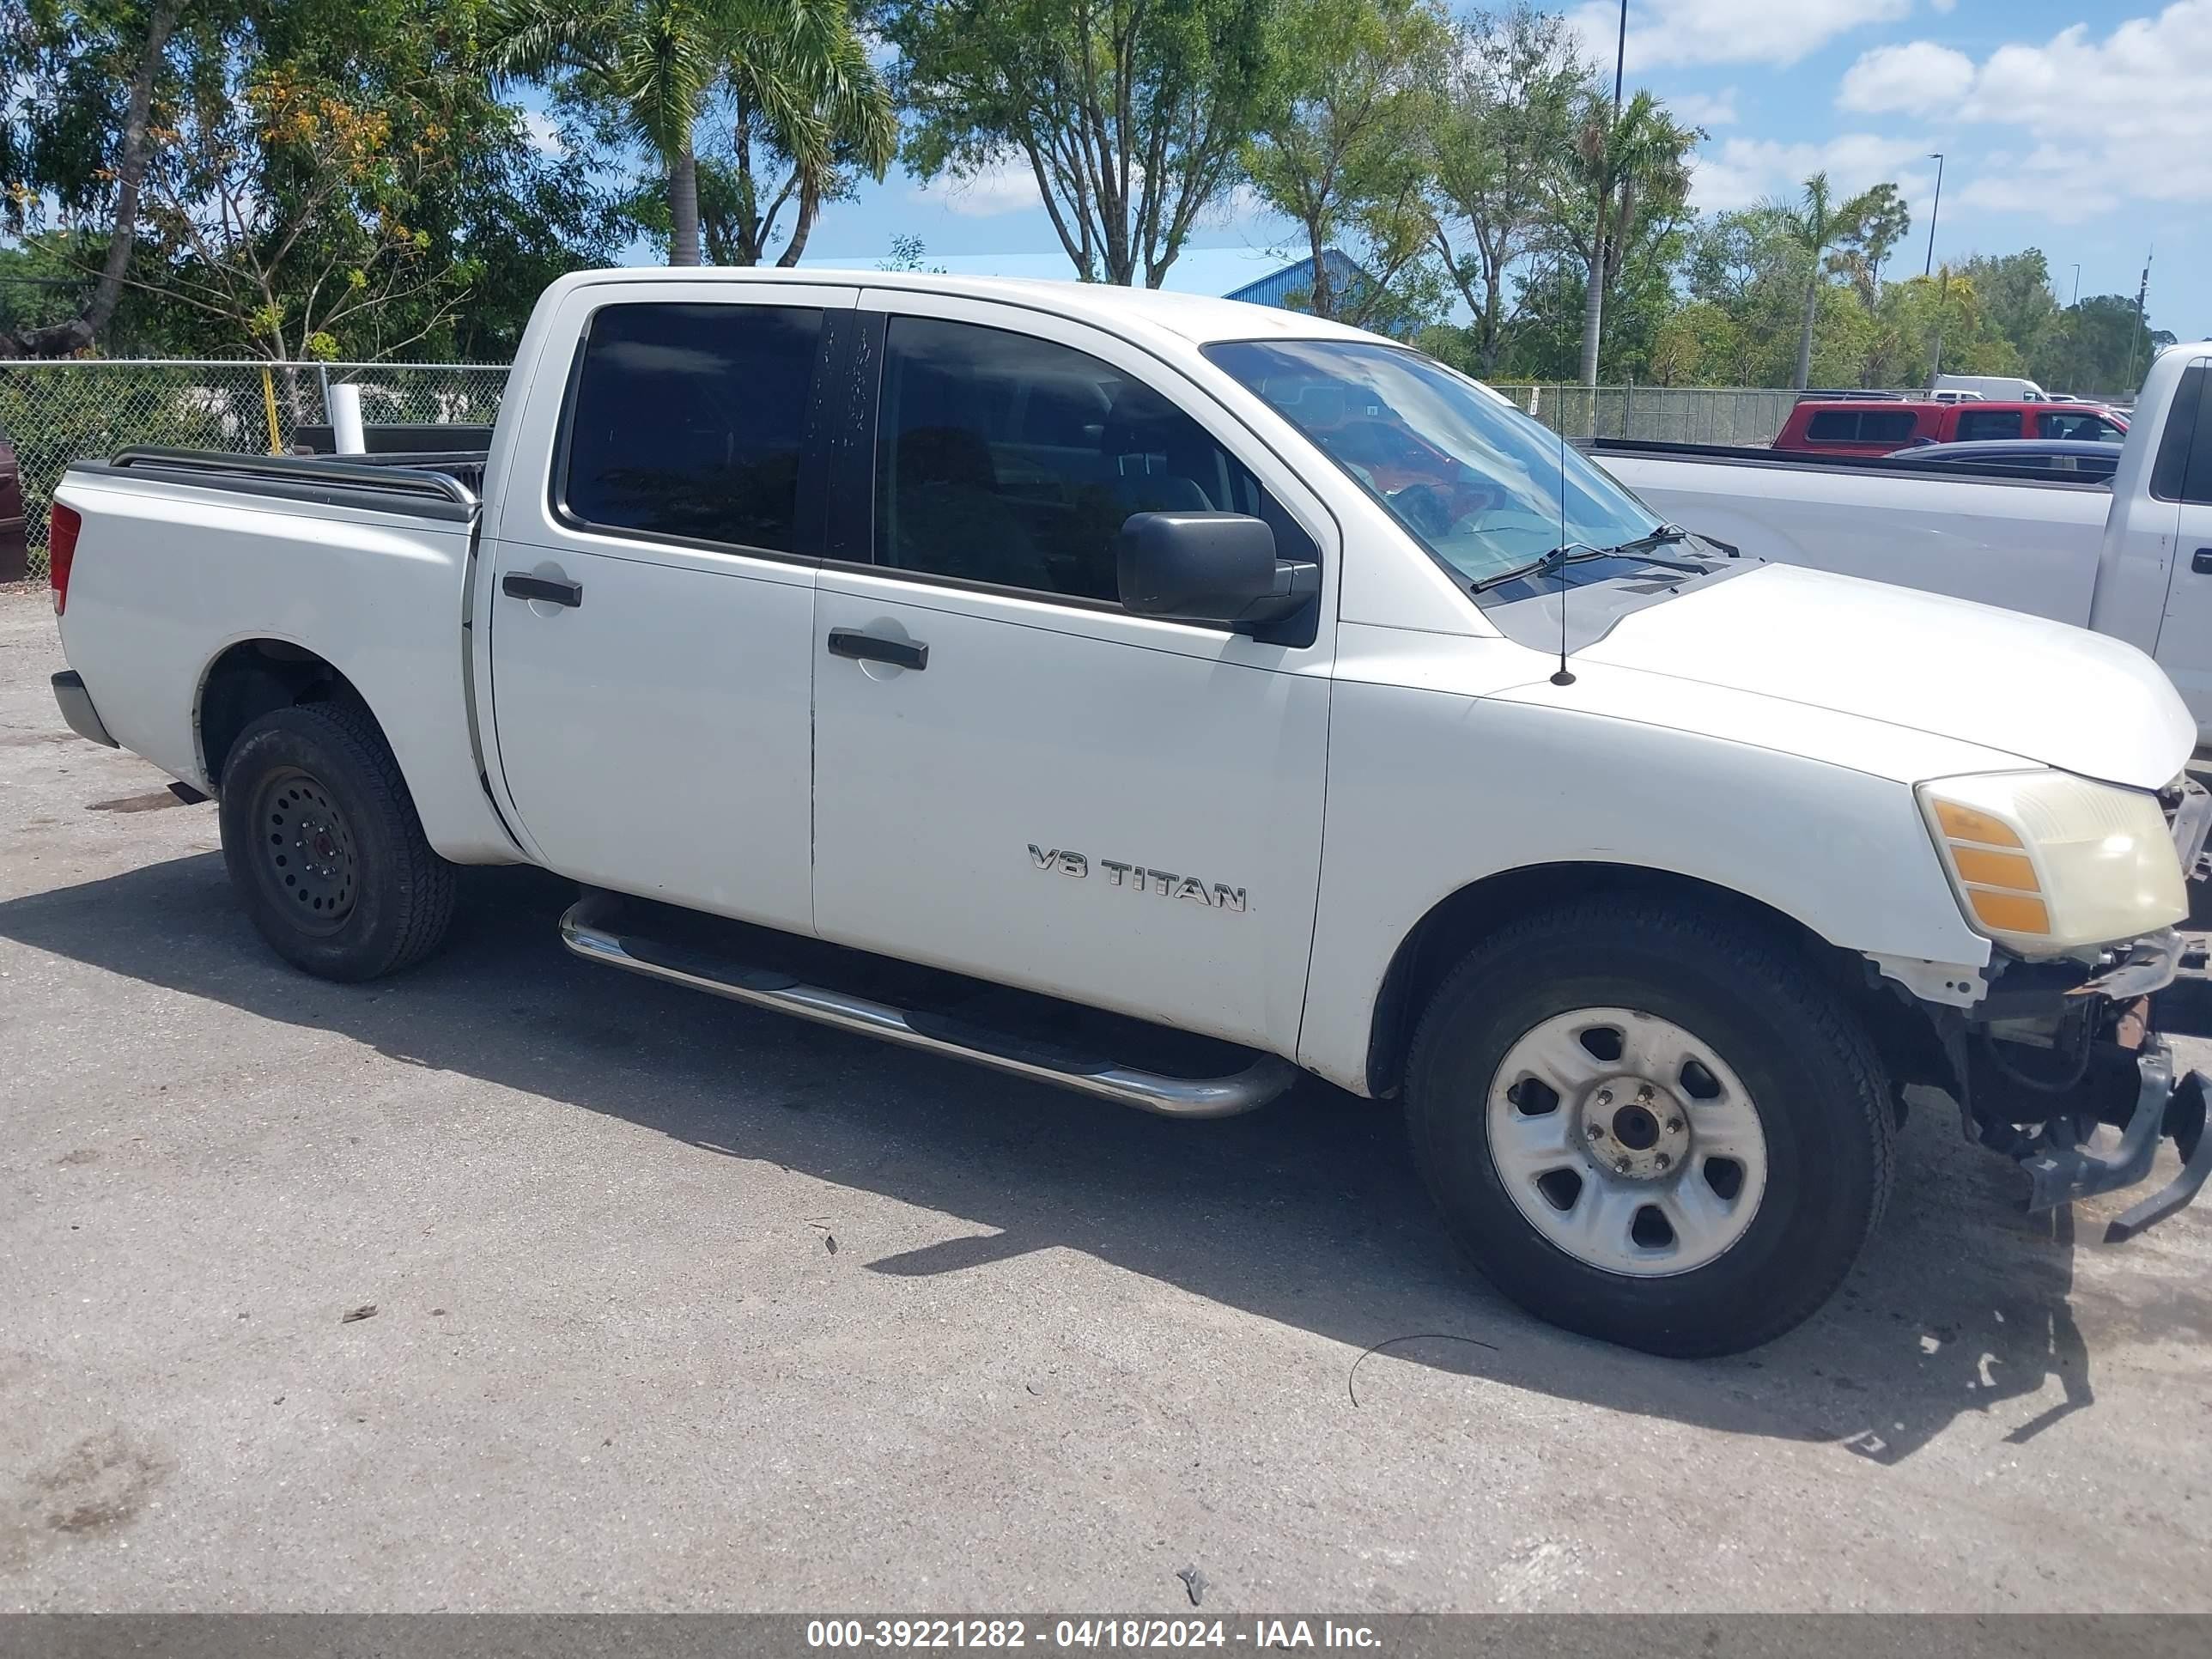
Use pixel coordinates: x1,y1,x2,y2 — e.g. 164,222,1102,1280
49,502,81,616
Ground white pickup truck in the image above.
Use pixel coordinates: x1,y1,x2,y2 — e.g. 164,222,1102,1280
1593,343,2212,741
45,270,2212,1357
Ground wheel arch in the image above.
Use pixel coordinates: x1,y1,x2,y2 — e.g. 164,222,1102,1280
1360,860,1948,1115
197,637,381,791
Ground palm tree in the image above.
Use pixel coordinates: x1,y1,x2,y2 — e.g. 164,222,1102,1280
1567,88,1697,386
720,0,896,265
1769,172,1888,390
487,0,726,265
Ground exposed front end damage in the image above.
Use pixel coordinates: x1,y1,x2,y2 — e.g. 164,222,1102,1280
1905,775,2212,1240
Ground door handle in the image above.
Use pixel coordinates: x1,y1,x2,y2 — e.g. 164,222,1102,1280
827,628,927,671
502,572,583,607
2193,550,2212,575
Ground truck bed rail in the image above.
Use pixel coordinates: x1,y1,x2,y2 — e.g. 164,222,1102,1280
70,447,482,522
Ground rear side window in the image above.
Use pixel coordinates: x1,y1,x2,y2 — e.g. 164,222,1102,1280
562,301,824,552
1955,408,2025,441
1856,410,1919,444
1803,409,1917,443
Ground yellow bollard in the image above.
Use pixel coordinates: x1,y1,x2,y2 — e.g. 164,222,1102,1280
261,365,283,455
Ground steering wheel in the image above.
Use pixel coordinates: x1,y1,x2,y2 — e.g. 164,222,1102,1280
1391,483,1457,538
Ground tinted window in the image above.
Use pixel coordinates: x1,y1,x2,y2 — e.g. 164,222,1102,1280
1857,410,1920,443
874,316,1309,602
1803,410,1859,441
2182,369,2212,507
564,301,823,551
2039,410,2124,441
2150,367,2203,501
1955,409,2025,441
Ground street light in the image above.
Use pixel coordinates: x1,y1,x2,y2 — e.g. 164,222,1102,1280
2070,263,2081,307
1923,153,1945,276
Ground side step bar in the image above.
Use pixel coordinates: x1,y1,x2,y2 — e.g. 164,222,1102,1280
558,893,1293,1119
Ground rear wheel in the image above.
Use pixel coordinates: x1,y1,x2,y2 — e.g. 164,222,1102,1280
1404,899,1893,1357
218,702,455,981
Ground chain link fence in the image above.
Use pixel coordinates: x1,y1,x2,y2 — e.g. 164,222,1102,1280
3,361,1798,580
1,359,510,577
1492,384,1799,447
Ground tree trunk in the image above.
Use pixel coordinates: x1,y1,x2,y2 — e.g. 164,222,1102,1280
1306,223,1333,320
1577,193,1608,387
668,139,702,268
1793,264,1820,389
775,178,820,269
0,0,180,358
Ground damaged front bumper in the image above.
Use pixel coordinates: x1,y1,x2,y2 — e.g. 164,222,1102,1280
1958,774,2212,1241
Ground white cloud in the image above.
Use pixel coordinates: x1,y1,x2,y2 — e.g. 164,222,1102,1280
1837,42,1974,113
1838,2,2212,217
519,108,565,156
1666,88,1740,129
1692,133,1934,213
910,153,1040,218
1566,0,1910,72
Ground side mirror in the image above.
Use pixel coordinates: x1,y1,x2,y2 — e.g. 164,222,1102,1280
1115,512,1319,637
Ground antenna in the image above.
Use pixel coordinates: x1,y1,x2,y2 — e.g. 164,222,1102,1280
1550,419,1576,687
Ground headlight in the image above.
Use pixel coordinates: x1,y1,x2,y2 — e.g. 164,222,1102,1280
1917,771,2186,955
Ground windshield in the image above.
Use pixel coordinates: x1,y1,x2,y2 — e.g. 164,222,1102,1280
1203,339,1663,586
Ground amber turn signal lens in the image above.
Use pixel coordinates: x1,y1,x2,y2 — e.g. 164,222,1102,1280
1968,890,2051,935
1952,847,2038,890
1934,800,2022,848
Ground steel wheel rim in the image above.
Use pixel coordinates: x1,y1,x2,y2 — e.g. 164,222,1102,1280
252,767,359,936
1485,1006,1770,1279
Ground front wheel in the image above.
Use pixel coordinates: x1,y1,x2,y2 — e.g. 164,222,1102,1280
1405,900,1894,1357
218,702,456,981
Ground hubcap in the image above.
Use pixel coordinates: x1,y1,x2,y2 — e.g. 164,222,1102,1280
251,769,358,936
1486,1007,1769,1278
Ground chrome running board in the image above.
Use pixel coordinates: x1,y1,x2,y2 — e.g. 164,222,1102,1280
558,893,1291,1119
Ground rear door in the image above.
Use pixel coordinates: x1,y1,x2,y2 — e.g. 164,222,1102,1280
483,283,853,931
807,292,1336,1053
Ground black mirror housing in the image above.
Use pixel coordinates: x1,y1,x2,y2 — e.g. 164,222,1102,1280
1116,512,1319,640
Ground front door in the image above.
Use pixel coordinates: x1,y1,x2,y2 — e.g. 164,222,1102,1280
485,283,850,932
2154,358,2212,738
810,295,1336,1054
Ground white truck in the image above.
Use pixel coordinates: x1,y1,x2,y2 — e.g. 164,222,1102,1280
1593,343,2212,741
44,270,2212,1357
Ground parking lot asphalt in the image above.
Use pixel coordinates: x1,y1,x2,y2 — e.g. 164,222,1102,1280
2,581,2209,1613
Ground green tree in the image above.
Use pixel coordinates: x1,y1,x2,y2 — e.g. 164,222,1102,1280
1424,4,1587,374
488,0,724,265
1765,172,1893,389
1241,0,1447,328
0,0,187,356
878,0,1280,287
1555,88,1698,385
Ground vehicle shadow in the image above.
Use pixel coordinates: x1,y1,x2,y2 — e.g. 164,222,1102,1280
0,852,2109,1462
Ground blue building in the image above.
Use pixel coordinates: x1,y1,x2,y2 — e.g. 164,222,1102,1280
1223,249,1372,310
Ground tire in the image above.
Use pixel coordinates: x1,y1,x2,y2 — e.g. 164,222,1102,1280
218,701,456,982
1404,898,1893,1358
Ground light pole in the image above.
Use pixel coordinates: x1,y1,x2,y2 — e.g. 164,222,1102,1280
2069,263,2081,307
1613,0,1627,112
1923,153,1944,276
1580,0,1630,395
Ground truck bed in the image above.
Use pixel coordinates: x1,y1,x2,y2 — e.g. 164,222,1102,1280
1587,436,2114,626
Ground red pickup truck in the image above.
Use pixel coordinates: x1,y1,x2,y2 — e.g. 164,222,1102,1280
1,415,28,582
1772,398,2127,457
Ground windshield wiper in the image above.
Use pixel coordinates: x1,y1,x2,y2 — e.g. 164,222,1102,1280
1468,525,1701,593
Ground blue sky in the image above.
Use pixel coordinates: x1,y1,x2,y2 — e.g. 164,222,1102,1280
538,1,2211,339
